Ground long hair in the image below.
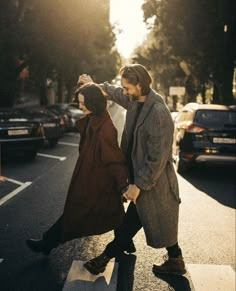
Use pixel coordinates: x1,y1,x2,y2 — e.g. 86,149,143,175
119,64,152,95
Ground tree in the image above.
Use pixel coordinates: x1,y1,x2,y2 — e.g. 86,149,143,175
0,0,29,107
138,0,236,104
22,0,120,104
0,0,121,106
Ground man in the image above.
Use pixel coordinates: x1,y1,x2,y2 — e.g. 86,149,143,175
79,64,186,276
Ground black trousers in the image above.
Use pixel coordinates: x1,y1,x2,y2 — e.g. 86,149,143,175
42,216,63,250
104,202,182,258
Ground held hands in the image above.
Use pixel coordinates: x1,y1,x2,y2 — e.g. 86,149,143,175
123,184,140,205
78,74,93,86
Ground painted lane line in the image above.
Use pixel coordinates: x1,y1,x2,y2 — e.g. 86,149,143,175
63,260,117,291
3,177,24,186
0,181,32,206
64,132,80,136
58,141,78,147
0,258,3,264
187,264,235,291
37,153,66,161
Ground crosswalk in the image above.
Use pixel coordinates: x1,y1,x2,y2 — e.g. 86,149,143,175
63,260,117,291
63,260,235,291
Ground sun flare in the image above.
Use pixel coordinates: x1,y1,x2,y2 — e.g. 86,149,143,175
110,0,147,58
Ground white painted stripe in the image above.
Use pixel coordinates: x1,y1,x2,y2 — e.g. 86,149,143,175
58,141,78,147
64,132,80,136
187,264,235,291
63,260,117,291
37,153,66,161
3,177,24,186
0,258,3,264
0,181,32,206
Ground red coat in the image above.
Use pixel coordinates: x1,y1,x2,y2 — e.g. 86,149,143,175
61,110,128,241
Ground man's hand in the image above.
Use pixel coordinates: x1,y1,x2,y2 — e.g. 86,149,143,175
78,74,93,86
123,184,140,205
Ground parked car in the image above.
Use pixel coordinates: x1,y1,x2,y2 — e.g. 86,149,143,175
20,107,63,147
46,103,84,131
0,108,44,160
172,103,236,174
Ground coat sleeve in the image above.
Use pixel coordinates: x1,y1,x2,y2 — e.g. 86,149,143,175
98,122,129,192
135,103,174,191
100,82,130,110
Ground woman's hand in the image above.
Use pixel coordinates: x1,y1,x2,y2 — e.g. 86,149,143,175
123,184,140,205
78,74,93,85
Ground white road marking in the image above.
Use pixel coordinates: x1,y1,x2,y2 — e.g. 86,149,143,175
0,180,32,206
0,258,3,264
63,260,117,291
58,141,78,147
37,153,66,161
64,132,80,136
3,177,24,186
187,264,235,291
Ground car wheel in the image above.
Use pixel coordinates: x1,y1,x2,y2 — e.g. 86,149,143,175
48,138,58,147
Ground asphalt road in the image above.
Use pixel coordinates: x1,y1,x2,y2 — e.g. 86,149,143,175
0,104,235,291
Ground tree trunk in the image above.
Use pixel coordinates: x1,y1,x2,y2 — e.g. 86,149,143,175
57,73,63,103
222,63,235,105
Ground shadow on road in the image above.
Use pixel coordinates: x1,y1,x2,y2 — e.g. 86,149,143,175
116,253,137,291
1,257,63,291
153,272,192,291
180,164,236,208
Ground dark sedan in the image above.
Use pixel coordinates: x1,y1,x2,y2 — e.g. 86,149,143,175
173,103,236,173
0,108,44,160
46,103,84,131
20,107,63,147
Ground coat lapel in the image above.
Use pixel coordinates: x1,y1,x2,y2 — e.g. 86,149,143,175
135,91,155,130
123,91,156,151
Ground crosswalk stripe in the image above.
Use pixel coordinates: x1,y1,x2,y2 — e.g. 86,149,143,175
58,141,78,147
187,264,235,291
37,153,66,161
63,260,118,291
62,261,236,291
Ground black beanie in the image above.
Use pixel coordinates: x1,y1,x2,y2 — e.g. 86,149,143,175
76,83,107,116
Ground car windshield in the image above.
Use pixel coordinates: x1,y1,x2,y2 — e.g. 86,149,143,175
195,110,236,128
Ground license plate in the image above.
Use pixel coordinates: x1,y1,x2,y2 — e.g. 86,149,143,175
43,123,57,127
213,137,236,144
8,129,29,136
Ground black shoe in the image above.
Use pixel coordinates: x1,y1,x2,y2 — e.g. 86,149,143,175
84,253,111,275
124,240,136,254
26,239,51,255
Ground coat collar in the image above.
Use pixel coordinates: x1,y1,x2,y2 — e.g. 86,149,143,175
129,89,156,129
77,110,110,132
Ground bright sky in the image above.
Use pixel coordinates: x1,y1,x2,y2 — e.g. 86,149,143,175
110,0,148,58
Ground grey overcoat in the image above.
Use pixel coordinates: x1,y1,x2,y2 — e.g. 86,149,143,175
102,83,181,248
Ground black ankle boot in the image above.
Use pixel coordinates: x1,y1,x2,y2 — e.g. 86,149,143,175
84,253,111,275
26,239,51,255
124,240,136,254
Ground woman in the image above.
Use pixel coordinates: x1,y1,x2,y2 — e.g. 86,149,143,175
26,83,129,255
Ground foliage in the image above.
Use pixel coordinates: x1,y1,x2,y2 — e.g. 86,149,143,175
134,0,236,105
0,0,121,106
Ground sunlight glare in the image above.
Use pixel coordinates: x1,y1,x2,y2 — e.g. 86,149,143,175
110,0,147,58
